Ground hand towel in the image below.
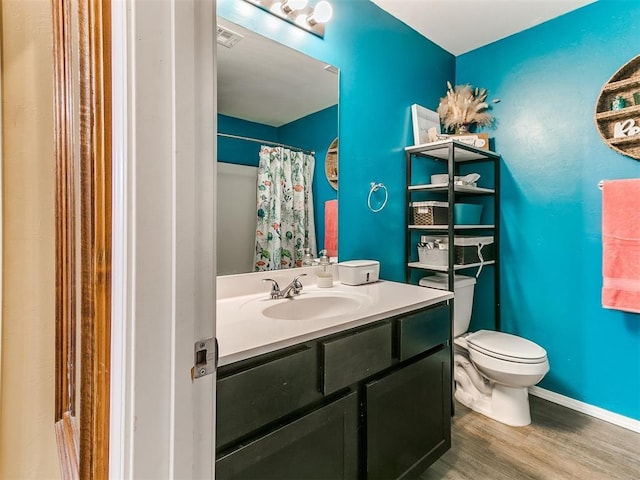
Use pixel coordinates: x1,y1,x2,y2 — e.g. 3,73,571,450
602,178,640,313
324,199,338,258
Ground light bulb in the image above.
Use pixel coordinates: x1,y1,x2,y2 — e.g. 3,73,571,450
269,1,283,14
282,0,307,13
295,13,311,28
311,1,332,23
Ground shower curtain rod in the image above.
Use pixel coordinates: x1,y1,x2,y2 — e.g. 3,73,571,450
217,132,315,156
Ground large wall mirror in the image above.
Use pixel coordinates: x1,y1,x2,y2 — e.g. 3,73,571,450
216,17,339,275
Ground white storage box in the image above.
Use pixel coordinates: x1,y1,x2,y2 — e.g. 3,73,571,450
420,235,494,265
337,260,380,285
417,243,448,266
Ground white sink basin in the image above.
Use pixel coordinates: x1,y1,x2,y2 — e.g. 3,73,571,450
240,290,373,322
262,295,363,321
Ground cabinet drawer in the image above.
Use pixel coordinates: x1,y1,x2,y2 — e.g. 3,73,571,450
397,304,449,361
216,391,358,480
321,322,393,395
216,345,321,449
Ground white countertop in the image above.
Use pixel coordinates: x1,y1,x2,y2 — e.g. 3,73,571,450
217,269,453,366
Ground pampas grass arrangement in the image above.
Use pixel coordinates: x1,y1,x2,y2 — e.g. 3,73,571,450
437,82,500,133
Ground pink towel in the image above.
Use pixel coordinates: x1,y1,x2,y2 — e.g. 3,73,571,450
602,178,640,313
324,200,338,258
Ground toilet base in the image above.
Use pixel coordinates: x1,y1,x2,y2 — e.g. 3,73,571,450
456,384,532,427
454,352,533,427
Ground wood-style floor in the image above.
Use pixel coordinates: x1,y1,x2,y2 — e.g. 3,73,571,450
421,396,640,480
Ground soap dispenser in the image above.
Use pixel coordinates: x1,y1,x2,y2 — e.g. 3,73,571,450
315,249,333,288
302,248,315,266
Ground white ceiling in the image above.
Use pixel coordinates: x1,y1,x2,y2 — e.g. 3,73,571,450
217,18,339,127
371,0,597,55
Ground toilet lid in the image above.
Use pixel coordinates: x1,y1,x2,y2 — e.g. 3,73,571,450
466,330,547,364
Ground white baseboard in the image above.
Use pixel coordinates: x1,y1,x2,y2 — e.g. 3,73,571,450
529,386,640,433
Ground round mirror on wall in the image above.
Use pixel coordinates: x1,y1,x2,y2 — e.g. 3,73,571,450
594,54,640,160
325,137,338,190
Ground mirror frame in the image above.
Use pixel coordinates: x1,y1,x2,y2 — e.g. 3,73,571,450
53,0,112,478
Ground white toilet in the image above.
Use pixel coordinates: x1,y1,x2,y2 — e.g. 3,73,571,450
420,274,549,427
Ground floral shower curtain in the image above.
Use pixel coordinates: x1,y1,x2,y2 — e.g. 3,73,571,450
254,146,317,271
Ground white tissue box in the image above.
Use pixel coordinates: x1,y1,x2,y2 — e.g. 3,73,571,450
337,260,380,285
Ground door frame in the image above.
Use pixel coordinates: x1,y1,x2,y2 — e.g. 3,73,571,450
108,0,217,477
54,0,217,477
53,0,112,477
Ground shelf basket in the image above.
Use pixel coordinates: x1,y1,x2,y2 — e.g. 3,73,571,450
410,201,448,225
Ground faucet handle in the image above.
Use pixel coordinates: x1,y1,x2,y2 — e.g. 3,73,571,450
292,273,307,290
262,278,280,298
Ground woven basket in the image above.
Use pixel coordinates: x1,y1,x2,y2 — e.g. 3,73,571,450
411,201,448,225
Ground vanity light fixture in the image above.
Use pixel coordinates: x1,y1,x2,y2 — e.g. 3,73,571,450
242,0,333,38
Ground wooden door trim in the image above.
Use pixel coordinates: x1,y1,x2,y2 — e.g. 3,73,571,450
54,0,112,478
53,0,76,423
78,0,112,478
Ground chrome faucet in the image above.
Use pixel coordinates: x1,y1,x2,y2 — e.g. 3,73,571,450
263,274,307,299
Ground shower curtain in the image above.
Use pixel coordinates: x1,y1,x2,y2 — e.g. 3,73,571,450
254,146,317,271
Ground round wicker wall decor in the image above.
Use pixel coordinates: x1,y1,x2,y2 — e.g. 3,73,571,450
325,138,338,190
594,54,640,160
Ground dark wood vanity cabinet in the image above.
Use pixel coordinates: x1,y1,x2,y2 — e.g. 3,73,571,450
365,348,451,480
216,303,451,480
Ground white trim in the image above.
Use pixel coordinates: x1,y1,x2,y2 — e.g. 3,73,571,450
529,386,640,433
114,0,216,477
109,0,128,476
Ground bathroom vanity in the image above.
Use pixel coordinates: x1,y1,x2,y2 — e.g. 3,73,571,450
216,271,453,479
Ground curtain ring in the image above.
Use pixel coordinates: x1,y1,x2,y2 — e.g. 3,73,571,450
368,182,388,213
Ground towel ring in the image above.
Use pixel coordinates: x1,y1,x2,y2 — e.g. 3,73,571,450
368,182,388,213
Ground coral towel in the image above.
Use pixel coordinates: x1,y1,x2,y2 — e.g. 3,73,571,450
602,179,640,313
324,200,338,258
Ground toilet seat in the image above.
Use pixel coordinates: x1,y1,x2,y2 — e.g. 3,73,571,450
466,330,547,364
463,330,550,388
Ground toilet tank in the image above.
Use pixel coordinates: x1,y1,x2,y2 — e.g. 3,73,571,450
419,274,476,337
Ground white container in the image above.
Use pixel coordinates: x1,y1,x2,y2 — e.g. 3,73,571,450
430,174,449,184
316,264,333,288
337,260,380,285
421,235,494,265
417,244,448,266
430,174,478,187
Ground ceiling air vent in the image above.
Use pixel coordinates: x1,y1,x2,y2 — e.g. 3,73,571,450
217,26,243,49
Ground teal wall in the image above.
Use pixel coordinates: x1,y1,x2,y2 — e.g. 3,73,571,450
218,114,278,166
457,0,640,420
218,0,456,280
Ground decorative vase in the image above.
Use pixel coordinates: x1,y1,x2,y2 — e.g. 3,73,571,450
456,123,471,134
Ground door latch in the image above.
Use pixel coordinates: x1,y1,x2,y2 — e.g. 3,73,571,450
193,337,217,379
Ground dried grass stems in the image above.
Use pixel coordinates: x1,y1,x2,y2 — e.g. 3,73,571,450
437,82,500,132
